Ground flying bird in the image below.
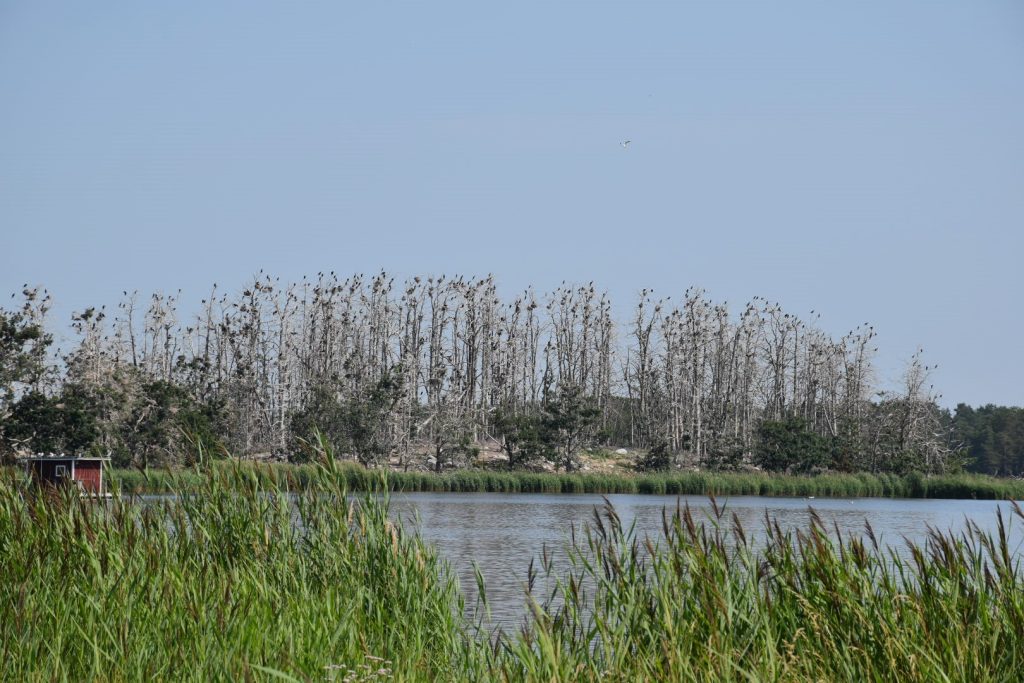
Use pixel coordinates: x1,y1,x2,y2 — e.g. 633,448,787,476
620,140,631,149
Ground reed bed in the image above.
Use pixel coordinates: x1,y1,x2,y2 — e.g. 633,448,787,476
507,498,1024,682
3,464,1024,680
109,462,1024,501
0,463,492,681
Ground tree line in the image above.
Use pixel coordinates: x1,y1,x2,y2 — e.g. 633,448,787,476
954,404,1024,476
0,273,995,474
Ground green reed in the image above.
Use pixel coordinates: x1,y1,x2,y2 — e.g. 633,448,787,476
3,462,1024,681
109,462,1024,501
504,497,1024,682
0,463,492,681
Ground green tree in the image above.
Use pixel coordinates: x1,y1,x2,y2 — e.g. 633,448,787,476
637,440,674,471
122,381,226,468
288,384,349,463
701,435,743,471
492,406,550,469
0,297,54,460
291,369,406,467
0,300,51,403
540,384,600,471
755,417,831,473
342,370,405,467
428,416,477,472
423,401,477,473
3,388,98,455
829,418,867,473
954,404,1024,476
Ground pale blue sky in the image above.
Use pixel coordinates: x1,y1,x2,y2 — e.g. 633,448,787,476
2,1,1022,406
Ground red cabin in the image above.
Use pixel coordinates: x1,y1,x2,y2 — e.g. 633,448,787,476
20,454,111,496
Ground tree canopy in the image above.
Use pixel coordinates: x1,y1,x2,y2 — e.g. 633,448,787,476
0,276,1000,475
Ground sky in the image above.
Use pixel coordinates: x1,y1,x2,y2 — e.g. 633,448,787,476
1,1,1022,407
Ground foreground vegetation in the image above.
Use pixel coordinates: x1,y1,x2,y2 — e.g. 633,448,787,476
105,461,1024,501
0,463,489,681
3,462,1024,681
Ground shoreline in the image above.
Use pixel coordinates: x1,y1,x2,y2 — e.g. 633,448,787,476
94,462,1024,500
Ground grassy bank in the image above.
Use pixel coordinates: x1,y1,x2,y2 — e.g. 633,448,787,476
108,461,1024,500
2,463,1024,680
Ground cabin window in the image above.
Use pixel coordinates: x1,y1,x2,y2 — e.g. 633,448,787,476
55,465,67,479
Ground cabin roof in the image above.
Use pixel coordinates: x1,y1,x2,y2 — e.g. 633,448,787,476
17,453,111,462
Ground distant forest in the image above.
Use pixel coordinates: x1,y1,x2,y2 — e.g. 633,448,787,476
0,273,1019,475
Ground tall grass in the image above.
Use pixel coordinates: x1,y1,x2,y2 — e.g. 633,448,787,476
3,464,1024,680
0,462,492,681
109,462,1024,500
506,498,1024,681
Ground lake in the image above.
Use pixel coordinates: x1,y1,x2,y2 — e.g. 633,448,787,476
390,492,1024,629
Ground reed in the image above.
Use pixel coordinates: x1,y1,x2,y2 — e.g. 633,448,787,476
3,464,1024,680
107,462,1024,501
0,463,492,681
503,497,1024,681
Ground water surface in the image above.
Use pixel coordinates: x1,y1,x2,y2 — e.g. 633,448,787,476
390,493,1024,629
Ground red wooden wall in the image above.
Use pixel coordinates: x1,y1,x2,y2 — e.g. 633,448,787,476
75,460,102,493
30,460,103,493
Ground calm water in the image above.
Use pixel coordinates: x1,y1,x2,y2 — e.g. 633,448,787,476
390,493,1024,629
